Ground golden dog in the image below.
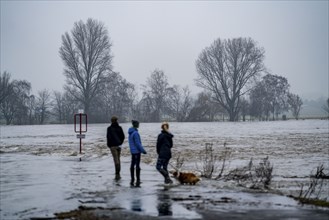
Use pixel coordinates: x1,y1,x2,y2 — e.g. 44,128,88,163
172,171,200,185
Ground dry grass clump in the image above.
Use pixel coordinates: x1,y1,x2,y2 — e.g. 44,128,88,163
195,142,232,179
287,164,329,207
224,156,273,189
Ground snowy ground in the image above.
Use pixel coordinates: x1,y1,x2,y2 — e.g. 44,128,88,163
0,120,328,219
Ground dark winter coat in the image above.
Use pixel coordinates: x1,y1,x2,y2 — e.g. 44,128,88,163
107,122,125,147
156,130,174,160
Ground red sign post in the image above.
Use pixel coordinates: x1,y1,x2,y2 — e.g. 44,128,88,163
74,113,87,155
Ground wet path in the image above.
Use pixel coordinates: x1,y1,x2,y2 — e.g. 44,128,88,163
0,153,200,219
1,153,329,220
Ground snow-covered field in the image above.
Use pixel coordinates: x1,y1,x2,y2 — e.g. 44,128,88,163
0,120,328,219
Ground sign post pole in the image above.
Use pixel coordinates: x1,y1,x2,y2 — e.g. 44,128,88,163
79,113,82,154
74,110,87,161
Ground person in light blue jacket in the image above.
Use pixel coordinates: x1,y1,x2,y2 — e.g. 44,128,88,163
128,120,147,187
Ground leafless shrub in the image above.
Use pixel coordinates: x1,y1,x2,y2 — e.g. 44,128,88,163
225,157,273,189
216,142,232,179
196,143,216,178
196,142,232,179
298,164,327,200
254,156,273,188
224,158,253,185
174,153,185,170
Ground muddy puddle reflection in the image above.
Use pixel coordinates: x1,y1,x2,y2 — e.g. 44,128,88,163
123,189,200,218
106,162,202,219
157,192,173,216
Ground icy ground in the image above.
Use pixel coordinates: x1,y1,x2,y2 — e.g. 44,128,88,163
0,120,328,219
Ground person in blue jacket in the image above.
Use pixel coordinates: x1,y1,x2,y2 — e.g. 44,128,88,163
128,120,147,187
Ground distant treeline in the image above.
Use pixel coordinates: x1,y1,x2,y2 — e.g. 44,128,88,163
2,70,327,125
1,18,328,125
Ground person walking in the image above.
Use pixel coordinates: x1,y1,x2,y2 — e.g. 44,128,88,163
128,120,147,187
107,116,125,180
156,122,174,184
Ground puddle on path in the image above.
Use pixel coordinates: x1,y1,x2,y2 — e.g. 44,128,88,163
103,163,202,219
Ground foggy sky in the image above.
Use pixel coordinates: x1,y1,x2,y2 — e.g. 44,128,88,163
1,1,328,100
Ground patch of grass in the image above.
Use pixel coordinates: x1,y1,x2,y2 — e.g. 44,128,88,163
290,164,329,208
55,206,99,220
54,206,122,220
288,195,329,208
297,164,327,200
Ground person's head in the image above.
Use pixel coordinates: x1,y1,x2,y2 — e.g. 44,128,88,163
132,120,139,128
111,116,118,124
161,122,169,131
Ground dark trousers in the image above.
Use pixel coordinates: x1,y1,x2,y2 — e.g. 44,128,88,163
131,153,141,169
156,158,172,183
130,153,141,185
156,158,170,172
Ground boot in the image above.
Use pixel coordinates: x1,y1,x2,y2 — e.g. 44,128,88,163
159,168,167,177
115,173,121,180
164,174,173,184
130,168,135,186
159,169,173,184
136,168,141,187
115,164,121,180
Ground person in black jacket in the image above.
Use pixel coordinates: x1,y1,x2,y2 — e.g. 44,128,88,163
156,122,174,184
107,116,125,180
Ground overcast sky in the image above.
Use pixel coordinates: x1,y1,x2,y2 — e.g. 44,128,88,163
1,1,328,100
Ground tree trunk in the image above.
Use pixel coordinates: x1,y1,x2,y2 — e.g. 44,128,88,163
84,101,90,116
229,111,236,122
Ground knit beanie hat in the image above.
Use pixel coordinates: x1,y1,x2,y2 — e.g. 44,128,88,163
132,120,139,128
111,116,118,123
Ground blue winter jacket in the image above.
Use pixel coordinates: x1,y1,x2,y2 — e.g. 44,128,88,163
128,127,147,154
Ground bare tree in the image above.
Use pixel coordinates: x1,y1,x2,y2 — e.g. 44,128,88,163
0,71,13,104
1,91,16,125
166,85,193,122
322,98,329,116
142,69,169,122
288,93,303,120
166,85,181,120
249,82,269,120
262,74,290,120
249,83,262,120
196,37,265,121
62,91,79,124
0,80,31,125
36,89,51,124
97,72,135,122
27,95,36,124
239,97,250,121
59,18,113,116
187,91,223,122
250,74,291,121
53,91,65,124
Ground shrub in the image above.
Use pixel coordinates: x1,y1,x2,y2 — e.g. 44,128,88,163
196,142,232,179
224,156,273,189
